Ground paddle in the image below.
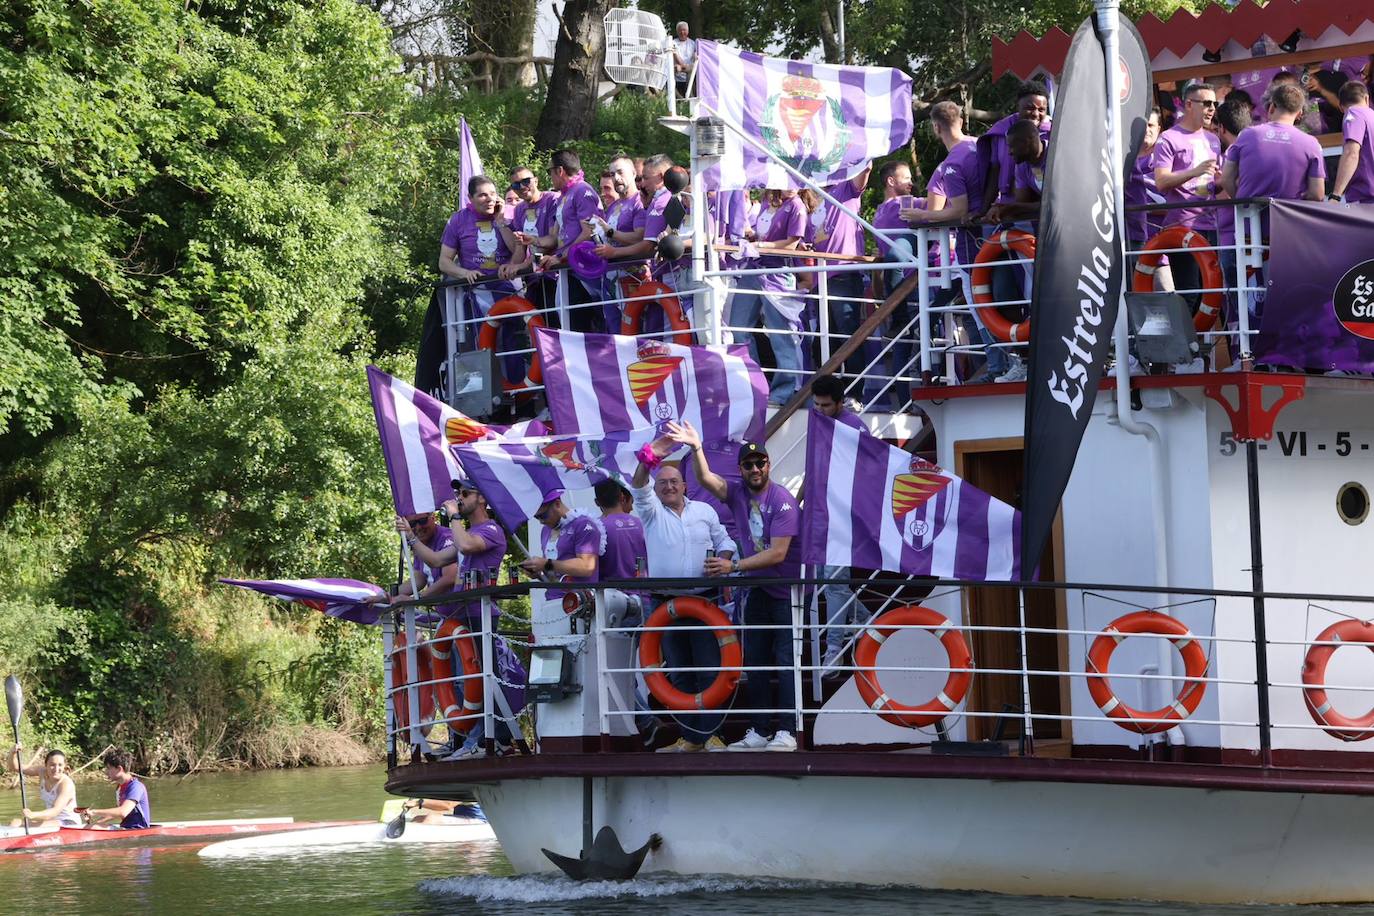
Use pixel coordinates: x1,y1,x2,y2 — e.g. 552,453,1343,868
5,676,28,836
384,800,410,839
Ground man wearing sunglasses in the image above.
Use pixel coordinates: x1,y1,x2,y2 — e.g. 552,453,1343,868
517,486,604,604
1152,83,1223,328
509,166,559,261
386,509,459,615
398,480,508,624
670,420,801,752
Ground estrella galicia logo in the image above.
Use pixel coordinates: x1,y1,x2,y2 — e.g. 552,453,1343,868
1334,259,1374,341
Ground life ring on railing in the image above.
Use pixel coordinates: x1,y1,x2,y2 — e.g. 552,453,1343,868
1086,611,1209,734
1302,619,1374,741
391,631,436,735
1132,226,1225,332
970,229,1036,343
639,597,742,710
476,295,545,393
853,605,973,729
430,619,484,735
619,280,694,345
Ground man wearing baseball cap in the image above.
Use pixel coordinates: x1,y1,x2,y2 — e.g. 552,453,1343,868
668,420,801,752
396,479,507,623
518,486,604,602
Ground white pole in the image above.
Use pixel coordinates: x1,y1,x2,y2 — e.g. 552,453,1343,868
836,1,846,64
480,593,496,753
400,536,426,751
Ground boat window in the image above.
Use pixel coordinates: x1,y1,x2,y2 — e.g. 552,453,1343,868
1337,482,1369,526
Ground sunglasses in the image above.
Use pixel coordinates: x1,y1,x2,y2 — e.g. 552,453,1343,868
407,515,433,527
1188,99,1218,108
510,177,533,188
741,458,769,470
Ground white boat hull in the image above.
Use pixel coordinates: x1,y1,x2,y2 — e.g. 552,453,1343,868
198,819,495,857
473,774,1374,904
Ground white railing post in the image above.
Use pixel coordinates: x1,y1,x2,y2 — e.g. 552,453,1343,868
403,605,422,750
1016,588,1035,750
594,588,612,738
480,594,495,754
917,227,933,379
818,271,832,367
556,269,571,330
792,583,805,736
1236,203,1262,362
382,614,396,758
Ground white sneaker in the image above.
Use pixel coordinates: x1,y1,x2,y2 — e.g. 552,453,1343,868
441,744,482,761
994,358,1027,383
726,728,770,751
1127,354,1146,377
1175,356,1205,375
765,730,798,752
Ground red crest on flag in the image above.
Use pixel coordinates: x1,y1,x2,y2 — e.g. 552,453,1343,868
445,415,489,446
539,439,585,471
626,340,684,407
890,457,951,522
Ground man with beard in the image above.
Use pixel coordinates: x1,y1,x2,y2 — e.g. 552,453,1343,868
1152,82,1223,315
438,175,525,316
594,153,648,326
528,149,605,332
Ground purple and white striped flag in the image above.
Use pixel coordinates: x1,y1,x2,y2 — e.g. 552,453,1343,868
219,578,387,625
458,117,482,209
367,365,543,516
801,412,1021,581
696,40,912,191
452,428,658,533
535,328,767,443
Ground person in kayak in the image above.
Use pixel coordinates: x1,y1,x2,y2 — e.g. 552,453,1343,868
7,745,81,828
85,749,150,829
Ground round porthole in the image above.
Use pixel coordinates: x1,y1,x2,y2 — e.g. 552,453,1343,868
1337,482,1369,526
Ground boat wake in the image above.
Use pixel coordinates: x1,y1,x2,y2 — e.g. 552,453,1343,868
419,873,828,904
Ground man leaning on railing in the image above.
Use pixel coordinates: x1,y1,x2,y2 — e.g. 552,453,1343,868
631,438,736,752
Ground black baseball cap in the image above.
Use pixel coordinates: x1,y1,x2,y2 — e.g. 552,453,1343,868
738,441,769,464
451,478,477,492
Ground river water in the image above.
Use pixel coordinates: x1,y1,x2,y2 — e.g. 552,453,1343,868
2,764,1373,915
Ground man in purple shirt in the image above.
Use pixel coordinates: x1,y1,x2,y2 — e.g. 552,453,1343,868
87,750,150,829
591,153,646,326
1332,81,1374,204
671,421,801,752
1153,82,1223,317
870,160,925,398
808,166,872,386
388,509,458,613
593,479,648,607
439,175,525,317
519,486,604,603
976,82,1051,213
730,189,808,405
1221,84,1326,217
509,165,559,256
527,149,604,332
1002,119,1047,226
400,480,508,623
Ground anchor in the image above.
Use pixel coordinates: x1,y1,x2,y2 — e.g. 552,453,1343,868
541,776,661,880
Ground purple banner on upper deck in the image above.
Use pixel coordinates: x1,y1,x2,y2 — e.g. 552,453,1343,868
695,40,911,191
1254,200,1374,372
1019,14,1151,579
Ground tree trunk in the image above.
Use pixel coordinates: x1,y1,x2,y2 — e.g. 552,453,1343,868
818,4,840,64
469,0,539,89
689,0,704,41
535,0,612,149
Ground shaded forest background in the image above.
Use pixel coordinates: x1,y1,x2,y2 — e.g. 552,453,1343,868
0,0,1193,771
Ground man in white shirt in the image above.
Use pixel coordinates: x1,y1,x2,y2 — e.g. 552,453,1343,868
631,451,736,752
672,22,696,98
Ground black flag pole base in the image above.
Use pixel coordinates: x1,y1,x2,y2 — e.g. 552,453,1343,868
541,827,663,881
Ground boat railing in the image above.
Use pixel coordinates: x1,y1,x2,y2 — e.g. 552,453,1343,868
384,575,1374,768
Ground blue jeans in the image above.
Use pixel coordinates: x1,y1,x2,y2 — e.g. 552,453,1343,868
661,616,725,743
740,588,796,735
821,564,860,660
730,274,802,404
825,271,867,381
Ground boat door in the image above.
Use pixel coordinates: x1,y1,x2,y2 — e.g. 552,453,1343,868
955,439,1070,744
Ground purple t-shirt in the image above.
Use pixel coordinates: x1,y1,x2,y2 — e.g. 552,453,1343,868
118,777,151,830
1216,144,1238,247
710,190,749,267
641,187,687,277
752,196,807,265
1341,104,1374,203
723,478,801,598
928,138,981,263
440,207,513,275
413,526,459,617
1151,124,1222,230
600,512,648,609
555,178,601,252
1125,151,1162,243
1231,122,1325,201
452,520,507,620
541,512,604,600
985,114,1052,205
1011,149,1046,199
512,193,559,241
608,193,643,235
1231,67,1284,124
809,175,865,257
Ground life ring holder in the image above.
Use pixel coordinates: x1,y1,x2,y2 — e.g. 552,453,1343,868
620,280,694,346
639,596,742,710
1302,618,1374,741
853,605,973,729
430,618,484,735
1086,611,1209,734
1132,225,1226,332
969,229,1036,344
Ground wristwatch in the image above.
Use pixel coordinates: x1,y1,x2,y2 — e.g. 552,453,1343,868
1328,193,1345,203
544,558,554,574
731,557,741,574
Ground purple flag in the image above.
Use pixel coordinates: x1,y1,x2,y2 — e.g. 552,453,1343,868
801,412,1021,581
695,40,912,191
534,328,767,443
367,365,544,516
219,578,387,625
1254,200,1374,372
458,117,483,209
452,428,658,533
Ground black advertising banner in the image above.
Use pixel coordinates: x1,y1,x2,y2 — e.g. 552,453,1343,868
1254,200,1374,372
1019,15,1151,577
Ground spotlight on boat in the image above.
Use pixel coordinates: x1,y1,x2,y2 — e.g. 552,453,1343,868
527,644,581,704
1125,291,1200,367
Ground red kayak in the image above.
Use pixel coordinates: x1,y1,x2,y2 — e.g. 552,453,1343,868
0,818,359,852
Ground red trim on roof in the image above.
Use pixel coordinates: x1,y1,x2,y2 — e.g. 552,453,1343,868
993,0,1374,80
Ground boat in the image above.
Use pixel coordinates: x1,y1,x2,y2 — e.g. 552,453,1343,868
360,0,1374,904
197,810,495,858
0,818,358,853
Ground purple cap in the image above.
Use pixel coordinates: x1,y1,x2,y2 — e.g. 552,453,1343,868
538,485,566,506
568,240,608,282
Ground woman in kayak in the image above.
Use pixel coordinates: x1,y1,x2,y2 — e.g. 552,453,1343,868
6,745,81,828
85,749,150,830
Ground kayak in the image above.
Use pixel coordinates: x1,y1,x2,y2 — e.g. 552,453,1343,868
198,815,495,857
0,818,357,853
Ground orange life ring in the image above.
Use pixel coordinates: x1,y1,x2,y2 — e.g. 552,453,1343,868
1132,225,1225,332
970,229,1036,344
619,280,694,345
1086,611,1209,734
476,295,545,393
1302,619,1374,741
853,605,973,729
391,631,436,735
639,597,742,710
430,619,484,735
